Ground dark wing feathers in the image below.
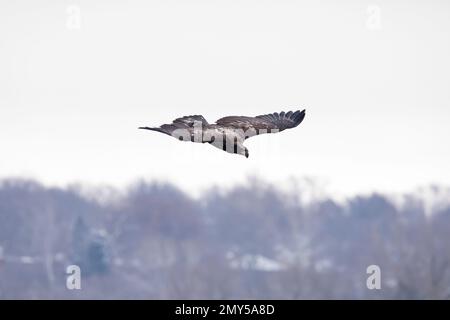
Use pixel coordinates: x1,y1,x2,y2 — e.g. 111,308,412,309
215,116,276,131
173,115,209,127
256,109,305,131
216,109,305,139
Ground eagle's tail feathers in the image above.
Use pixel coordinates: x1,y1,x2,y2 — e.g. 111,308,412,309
139,126,171,135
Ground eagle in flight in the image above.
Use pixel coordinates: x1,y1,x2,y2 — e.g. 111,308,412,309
139,109,306,158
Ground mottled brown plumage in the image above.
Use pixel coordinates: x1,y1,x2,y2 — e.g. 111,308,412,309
139,109,306,158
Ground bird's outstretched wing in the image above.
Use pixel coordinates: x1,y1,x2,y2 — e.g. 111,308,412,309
139,115,208,141
215,109,305,139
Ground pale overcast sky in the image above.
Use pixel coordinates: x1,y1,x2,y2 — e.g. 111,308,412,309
1,0,449,198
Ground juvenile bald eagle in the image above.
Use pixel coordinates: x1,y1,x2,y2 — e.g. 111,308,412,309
139,109,306,158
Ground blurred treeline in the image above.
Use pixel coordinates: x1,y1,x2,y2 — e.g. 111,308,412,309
0,178,450,299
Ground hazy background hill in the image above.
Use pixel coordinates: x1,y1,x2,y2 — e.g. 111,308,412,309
1,178,449,299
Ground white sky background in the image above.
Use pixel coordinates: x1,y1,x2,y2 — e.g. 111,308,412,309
0,0,449,198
